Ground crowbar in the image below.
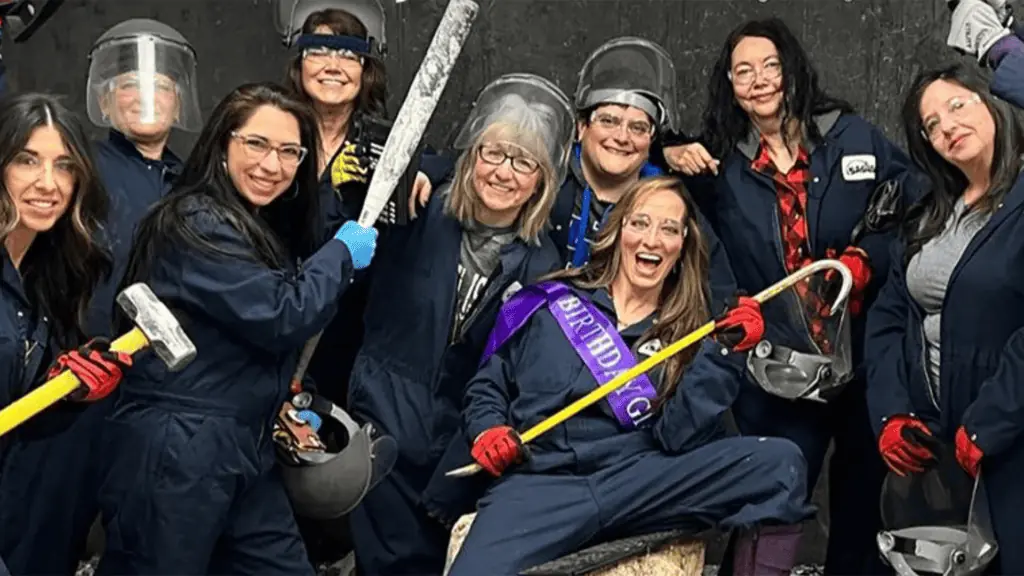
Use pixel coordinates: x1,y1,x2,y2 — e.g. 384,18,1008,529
445,258,853,478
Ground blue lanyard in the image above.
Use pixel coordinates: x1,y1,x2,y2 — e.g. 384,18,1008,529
567,145,664,268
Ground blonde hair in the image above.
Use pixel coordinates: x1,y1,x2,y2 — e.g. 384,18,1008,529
445,121,559,245
545,175,710,401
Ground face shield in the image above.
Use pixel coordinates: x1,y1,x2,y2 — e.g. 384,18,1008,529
746,271,854,403
453,73,575,186
274,0,386,57
86,33,202,134
574,37,679,133
877,445,998,576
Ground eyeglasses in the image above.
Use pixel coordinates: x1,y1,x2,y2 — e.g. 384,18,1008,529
477,143,540,175
624,213,687,240
728,59,783,87
920,93,983,141
7,151,77,187
303,47,365,67
231,132,308,168
589,111,654,139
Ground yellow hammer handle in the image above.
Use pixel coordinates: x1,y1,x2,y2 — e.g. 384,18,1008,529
0,327,150,438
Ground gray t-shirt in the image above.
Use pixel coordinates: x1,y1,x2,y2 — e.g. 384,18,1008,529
906,198,989,402
451,221,518,339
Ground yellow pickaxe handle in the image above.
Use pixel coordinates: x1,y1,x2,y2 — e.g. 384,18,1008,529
0,327,150,438
445,258,853,478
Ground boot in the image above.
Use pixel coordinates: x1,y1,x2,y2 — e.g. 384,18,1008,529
731,524,803,576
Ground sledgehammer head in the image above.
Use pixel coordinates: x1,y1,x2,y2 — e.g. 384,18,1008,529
116,283,196,371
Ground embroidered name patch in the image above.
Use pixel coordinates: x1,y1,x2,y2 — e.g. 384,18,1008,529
841,154,876,182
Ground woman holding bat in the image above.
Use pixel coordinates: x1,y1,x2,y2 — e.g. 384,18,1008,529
93,82,377,575
0,94,134,574
444,175,803,576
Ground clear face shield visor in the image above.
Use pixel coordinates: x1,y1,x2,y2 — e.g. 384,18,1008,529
746,273,854,403
452,73,575,186
877,459,998,576
86,35,202,133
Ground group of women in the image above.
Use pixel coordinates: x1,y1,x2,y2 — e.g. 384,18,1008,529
0,0,1022,574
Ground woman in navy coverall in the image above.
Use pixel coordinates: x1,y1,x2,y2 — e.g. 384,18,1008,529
94,83,378,575
0,95,132,574
281,3,436,411
865,17,1024,568
448,176,812,576
346,74,572,574
663,18,913,573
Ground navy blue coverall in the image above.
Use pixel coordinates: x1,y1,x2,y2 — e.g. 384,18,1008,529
95,195,357,575
0,251,63,575
347,187,563,575
0,130,181,575
866,54,1024,574
447,285,814,576
685,109,913,574
549,146,739,313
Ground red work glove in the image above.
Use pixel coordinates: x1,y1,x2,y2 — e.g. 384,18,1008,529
471,425,526,477
955,425,984,478
878,415,941,476
714,293,764,353
48,337,133,402
824,247,872,316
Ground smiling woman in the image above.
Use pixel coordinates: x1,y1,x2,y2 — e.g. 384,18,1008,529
0,94,111,344
92,82,379,575
442,174,805,576
0,94,127,576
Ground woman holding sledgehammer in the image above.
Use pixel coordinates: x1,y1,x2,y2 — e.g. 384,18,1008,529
0,94,134,573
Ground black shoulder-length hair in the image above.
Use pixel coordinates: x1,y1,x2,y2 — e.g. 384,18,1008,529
701,18,854,159
0,93,111,347
900,63,1024,264
121,82,322,293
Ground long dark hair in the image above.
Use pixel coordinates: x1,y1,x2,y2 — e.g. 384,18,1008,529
900,64,1024,264
286,9,388,119
545,176,709,403
701,18,853,159
121,82,322,295
0,93,111,347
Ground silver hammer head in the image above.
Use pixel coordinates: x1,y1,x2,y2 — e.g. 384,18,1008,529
116,283,197,371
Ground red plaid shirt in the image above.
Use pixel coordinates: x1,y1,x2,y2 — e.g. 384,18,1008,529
751,139,832,353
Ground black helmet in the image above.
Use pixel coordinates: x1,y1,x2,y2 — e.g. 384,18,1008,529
275,392,396,519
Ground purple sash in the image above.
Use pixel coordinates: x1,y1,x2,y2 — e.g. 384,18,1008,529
481,281,659,430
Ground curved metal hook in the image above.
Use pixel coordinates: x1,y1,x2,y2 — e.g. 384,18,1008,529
751,258,853,317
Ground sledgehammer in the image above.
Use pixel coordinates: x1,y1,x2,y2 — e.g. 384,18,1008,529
0,283,196,438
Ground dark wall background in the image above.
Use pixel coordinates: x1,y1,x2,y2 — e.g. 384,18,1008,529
4,0,965,157
4,0,968,565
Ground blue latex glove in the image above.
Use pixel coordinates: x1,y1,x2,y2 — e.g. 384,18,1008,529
333,220,378,270
296,410,322,432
